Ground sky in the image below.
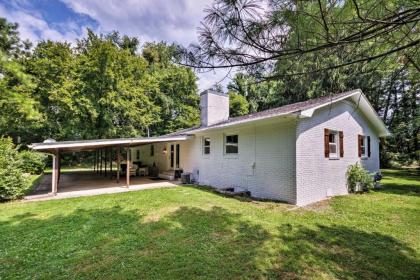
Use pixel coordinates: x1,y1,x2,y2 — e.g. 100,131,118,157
0,0,231,91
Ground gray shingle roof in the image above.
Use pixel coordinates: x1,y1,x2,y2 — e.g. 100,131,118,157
169,89,361,135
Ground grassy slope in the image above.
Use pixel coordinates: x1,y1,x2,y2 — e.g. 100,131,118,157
0,169,419,280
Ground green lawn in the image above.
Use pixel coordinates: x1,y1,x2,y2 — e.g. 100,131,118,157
0,170,419,279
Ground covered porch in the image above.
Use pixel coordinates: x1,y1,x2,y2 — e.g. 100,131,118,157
28,135,192,196
25,170,179,200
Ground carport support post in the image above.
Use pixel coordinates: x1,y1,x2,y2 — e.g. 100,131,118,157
104,148,108,177
126,146,130,188
116,147,120,183
99,149,102,175
109,148,113,179
51,150,59,195
96,150,99,173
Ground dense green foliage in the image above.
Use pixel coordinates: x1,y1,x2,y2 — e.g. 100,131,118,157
229,92,249,117
1,24,200,144
346,163,374,192
0,169,418,278
0,138,30,200
19,150,46,175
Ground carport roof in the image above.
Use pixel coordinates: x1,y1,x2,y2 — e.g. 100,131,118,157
29,135,192,154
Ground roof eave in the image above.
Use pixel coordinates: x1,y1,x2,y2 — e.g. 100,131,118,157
299,89,390,137
30,135,193,153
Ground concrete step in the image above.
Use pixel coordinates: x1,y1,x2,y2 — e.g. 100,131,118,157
158,173,175,180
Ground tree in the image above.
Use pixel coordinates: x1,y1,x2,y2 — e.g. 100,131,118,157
141,42,200,135
0,18,31,58
229,92,249,117
74,30,159,138
227,73,282,113
26,41,78,140
0,138,30,200
0,51,39,142
178,0,419,78
181,0,419,166
0,18,38,142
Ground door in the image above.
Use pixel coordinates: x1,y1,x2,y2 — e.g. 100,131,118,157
170,144,180,169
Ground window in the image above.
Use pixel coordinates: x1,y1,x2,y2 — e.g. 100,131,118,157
328,131,339,158
361,136,366,157
203,138,210,155
225,134,238,154
359,135,370,158
325,129,344,158
150,144,154,156
136,150,140,160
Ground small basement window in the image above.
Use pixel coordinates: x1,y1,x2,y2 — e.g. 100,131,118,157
225,134,238,154
203,138,210,155
328,131,339,158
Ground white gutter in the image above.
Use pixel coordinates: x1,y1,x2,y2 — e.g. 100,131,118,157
29,135,192,151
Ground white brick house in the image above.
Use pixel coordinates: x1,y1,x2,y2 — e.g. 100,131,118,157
130,89,389,206
31,89,389,205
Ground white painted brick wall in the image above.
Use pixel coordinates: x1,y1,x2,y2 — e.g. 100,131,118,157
133,141,194,173
295,100,380,206
183,119,297,203
132,99,381,206
200,91,229,126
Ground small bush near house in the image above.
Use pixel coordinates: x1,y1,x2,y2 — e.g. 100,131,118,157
19,150,46,174
346,163,373,193
0,138,30,201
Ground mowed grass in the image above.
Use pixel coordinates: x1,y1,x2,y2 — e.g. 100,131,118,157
0,170,419,279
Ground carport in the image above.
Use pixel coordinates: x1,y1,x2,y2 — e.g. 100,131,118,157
29,135,191,195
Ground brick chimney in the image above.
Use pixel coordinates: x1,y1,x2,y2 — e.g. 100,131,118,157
200,90,229,127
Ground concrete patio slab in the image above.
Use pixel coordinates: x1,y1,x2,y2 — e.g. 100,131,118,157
24,171,180,201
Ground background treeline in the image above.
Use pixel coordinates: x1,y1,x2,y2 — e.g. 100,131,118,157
1,19,200,146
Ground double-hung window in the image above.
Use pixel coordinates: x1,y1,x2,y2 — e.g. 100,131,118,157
203,138,210,155
225,135,238,154
360,136,367,157
358,135,370,158
328,131,339,158
324,129,344,158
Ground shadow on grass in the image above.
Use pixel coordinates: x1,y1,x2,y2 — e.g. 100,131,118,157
1,206,418,279
0,205,270,279
376,169,420,196
378,183,420,196
268,224,420,279
184,184,292,205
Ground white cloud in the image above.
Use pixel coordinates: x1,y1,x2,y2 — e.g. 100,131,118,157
0,3,85,44
61,0,232,91
2,0,234,91
61,0,210,46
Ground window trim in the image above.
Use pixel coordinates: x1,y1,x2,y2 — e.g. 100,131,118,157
224,134,239,155
360,135,368,158
328,130,339,159
202,137,211,155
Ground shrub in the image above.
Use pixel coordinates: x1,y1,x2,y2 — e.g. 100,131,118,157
346,163,373,193
19,150,46,174
0,138,30,200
